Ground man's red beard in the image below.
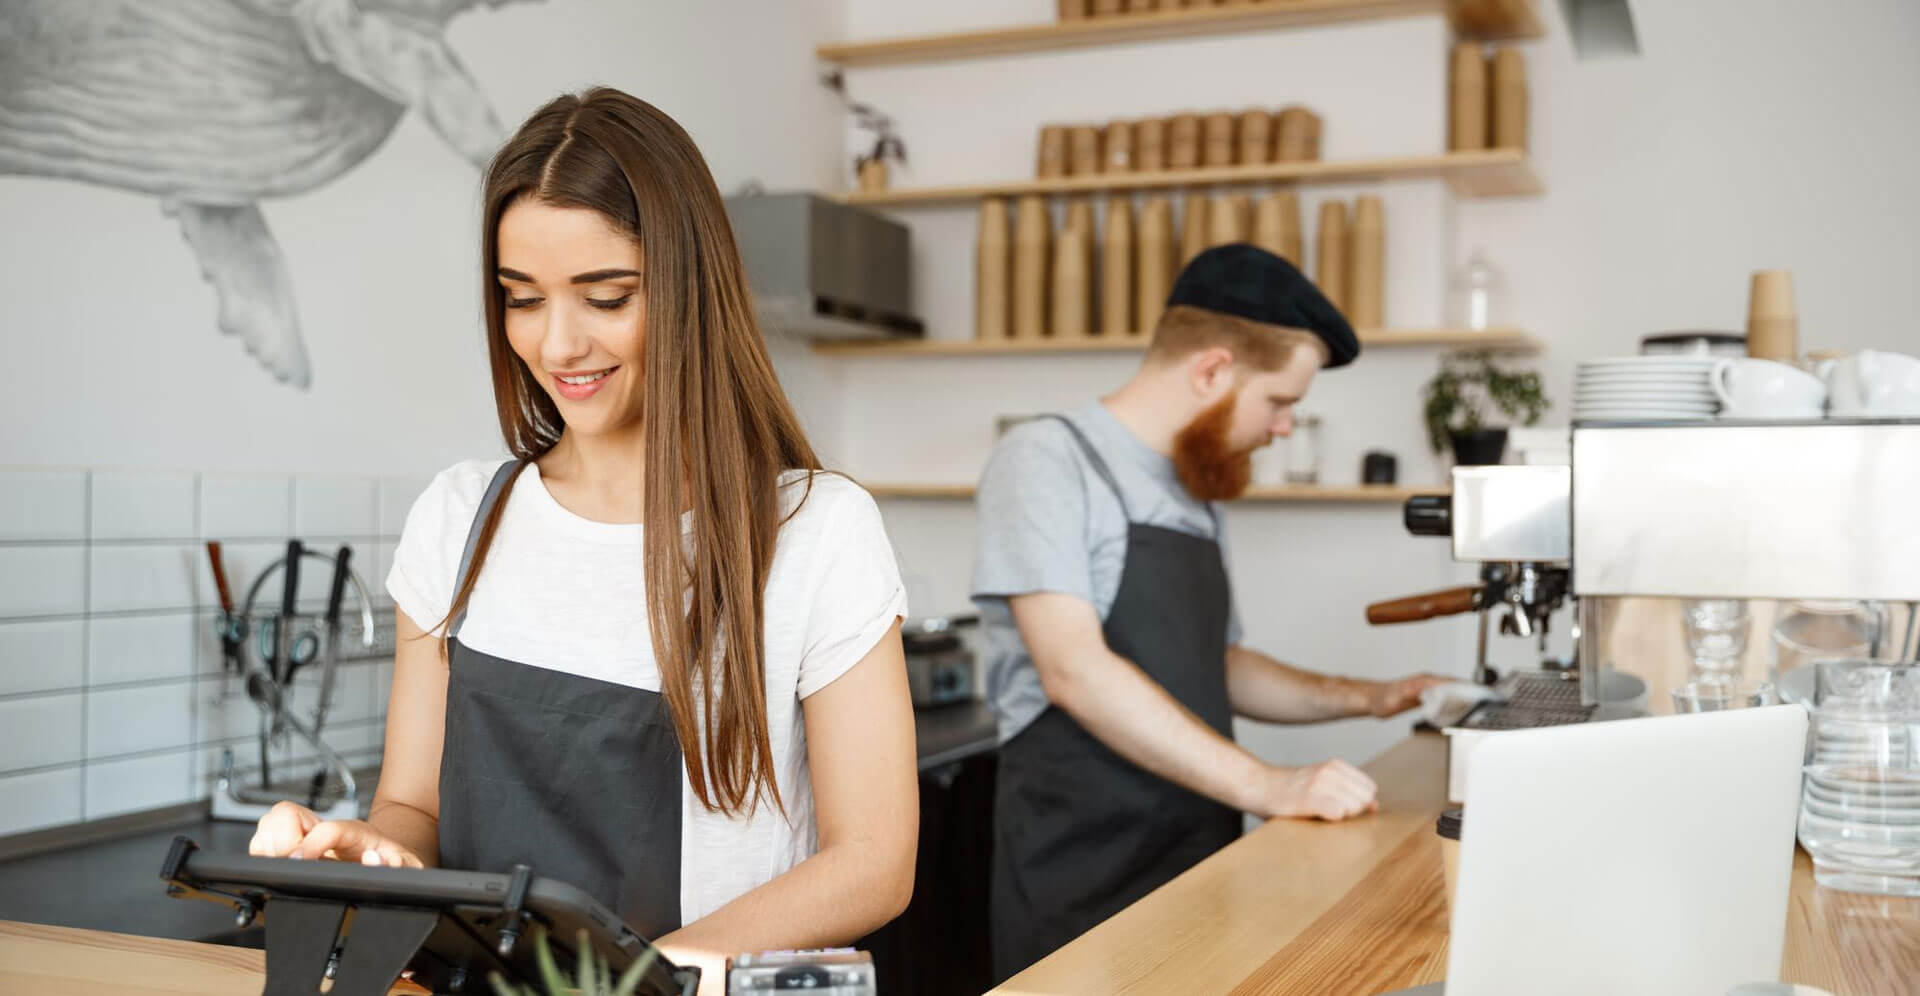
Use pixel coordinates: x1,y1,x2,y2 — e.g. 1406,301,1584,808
1173,396,1256,501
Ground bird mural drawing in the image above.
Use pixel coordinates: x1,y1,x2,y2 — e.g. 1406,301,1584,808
0,0,537,389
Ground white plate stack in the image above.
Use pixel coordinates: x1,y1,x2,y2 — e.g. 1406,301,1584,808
1574,356,1720,421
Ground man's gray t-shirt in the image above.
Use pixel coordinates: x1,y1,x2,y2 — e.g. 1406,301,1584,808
970,401,1243,745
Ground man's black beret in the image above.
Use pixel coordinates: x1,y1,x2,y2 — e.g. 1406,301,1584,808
1165,243,1359,368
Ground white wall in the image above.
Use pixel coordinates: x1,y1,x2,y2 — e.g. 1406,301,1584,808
0,0,851,837
0,0,848,475
4,0,1916,803
837,0,1920,766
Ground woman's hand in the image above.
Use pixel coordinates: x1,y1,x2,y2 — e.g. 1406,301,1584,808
249,800,426,867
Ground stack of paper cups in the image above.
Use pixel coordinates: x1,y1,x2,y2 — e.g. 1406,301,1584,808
1746,270,1797,361
1136,196,1176,337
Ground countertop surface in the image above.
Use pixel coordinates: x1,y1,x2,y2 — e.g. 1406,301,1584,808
0,700,999,945
988,732,1920,995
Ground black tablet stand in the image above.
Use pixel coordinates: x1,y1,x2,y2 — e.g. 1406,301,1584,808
160,836,681,996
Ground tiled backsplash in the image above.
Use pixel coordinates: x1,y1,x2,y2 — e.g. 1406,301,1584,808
0,467,425,839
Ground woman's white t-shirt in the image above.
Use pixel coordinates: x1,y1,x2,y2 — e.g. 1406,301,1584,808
386,458,908,925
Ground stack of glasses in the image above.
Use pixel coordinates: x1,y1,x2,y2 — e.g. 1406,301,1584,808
1797,660,1920,897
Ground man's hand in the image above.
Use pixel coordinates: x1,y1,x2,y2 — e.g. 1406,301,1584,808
1365,672,1455,718
1248,759,1378,821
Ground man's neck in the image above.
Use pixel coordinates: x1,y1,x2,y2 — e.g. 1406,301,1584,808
1100,369,1197,457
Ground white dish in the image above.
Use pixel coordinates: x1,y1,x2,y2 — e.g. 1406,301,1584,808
1580,357,1721,367
1566,404,1720,412
1576,375,1715,385
1714,410,1824,421
1574,391,1712,403
1577,400,1717,408
1577,403,1717,411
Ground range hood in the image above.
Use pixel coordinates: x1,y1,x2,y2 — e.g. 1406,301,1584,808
723,191,923,341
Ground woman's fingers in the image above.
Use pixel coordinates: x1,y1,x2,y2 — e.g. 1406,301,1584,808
249,801,320,857
290,819,369,861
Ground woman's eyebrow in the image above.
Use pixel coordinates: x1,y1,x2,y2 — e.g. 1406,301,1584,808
569,268,641,284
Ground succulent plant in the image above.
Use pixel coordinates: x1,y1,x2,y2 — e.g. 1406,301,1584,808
488,926,661,996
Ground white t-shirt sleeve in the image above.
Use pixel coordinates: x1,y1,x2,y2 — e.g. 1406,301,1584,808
795,482,909,700
387,462,489,636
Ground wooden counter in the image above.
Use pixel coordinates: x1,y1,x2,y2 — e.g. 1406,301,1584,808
5,734,1916,994
0,919,428,995
989,733,1920,995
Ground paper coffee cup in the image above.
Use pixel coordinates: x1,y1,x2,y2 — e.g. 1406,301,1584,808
1437,807,1463,912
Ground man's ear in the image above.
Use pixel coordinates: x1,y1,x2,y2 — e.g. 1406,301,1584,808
1187,346,1238,399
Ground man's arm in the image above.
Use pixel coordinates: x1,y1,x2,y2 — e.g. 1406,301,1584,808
1225,643,1452,724
1010,592,1377,821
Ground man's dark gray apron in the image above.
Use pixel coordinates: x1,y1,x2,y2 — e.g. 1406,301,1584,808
435,460,683,939
990,416,1243,982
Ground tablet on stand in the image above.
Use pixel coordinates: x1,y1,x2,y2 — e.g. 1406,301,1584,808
161,836,698,996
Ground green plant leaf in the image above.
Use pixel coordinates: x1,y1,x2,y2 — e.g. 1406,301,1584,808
487,969,530,996
611,948,662,996
575,929,596,993
533,926,571,995
1421,348,1552,450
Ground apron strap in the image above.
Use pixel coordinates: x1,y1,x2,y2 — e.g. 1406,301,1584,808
448,459,525,639
1041,414,1133,522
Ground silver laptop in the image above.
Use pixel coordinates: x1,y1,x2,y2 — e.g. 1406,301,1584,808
1392,705,1807,996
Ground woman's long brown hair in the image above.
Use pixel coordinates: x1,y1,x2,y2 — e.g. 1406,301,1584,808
445,87,821,818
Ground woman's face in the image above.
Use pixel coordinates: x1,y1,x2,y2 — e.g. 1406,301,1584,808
496,197,647,438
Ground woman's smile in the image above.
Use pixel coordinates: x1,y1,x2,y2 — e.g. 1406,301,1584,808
552,365,620,401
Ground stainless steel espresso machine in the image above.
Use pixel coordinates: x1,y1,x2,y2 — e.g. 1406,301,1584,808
1370,418,1920,800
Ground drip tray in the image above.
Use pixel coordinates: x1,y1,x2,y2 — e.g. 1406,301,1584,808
1458,673,1597,730
1445,673,1597,802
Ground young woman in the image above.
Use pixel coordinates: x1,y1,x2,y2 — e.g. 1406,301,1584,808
249,88,918,981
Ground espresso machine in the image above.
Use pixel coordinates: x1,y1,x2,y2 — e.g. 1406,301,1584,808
1368,465,1593,731
1372,418,1920,799
1566,418,1920,692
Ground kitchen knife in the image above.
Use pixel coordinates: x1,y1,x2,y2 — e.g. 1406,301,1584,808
311,545,351,737
274,539,302,686
204,542,242,679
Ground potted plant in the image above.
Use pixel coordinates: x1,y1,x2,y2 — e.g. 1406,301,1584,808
488,926,662,996
1421,350,1549,465
822,69,905,193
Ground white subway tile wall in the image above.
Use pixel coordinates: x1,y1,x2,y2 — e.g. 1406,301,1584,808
0,546,87,618
0,693,84,771
0,619,85,696
88,544,200,614
85,681,194,758
87,612,197,686
0,768,83,836
90,471,197,541
294,477,377,539
200,474,292,540
0,470,87,542
83,750,196,821
0,467,400,838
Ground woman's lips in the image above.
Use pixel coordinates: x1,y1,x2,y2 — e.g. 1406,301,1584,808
552,366,617,401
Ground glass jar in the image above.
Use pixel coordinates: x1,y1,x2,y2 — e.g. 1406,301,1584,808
1284,414,1322,485
1769,600,1890,685
1798,660,1920,896
1448,249,1505,331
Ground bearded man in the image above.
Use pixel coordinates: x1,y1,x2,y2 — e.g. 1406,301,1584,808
970,244,1449,982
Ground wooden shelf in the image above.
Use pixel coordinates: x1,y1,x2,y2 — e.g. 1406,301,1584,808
813,327,1542,357
818,0,1541,68
865,482,1442,503
838,149,1541,206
